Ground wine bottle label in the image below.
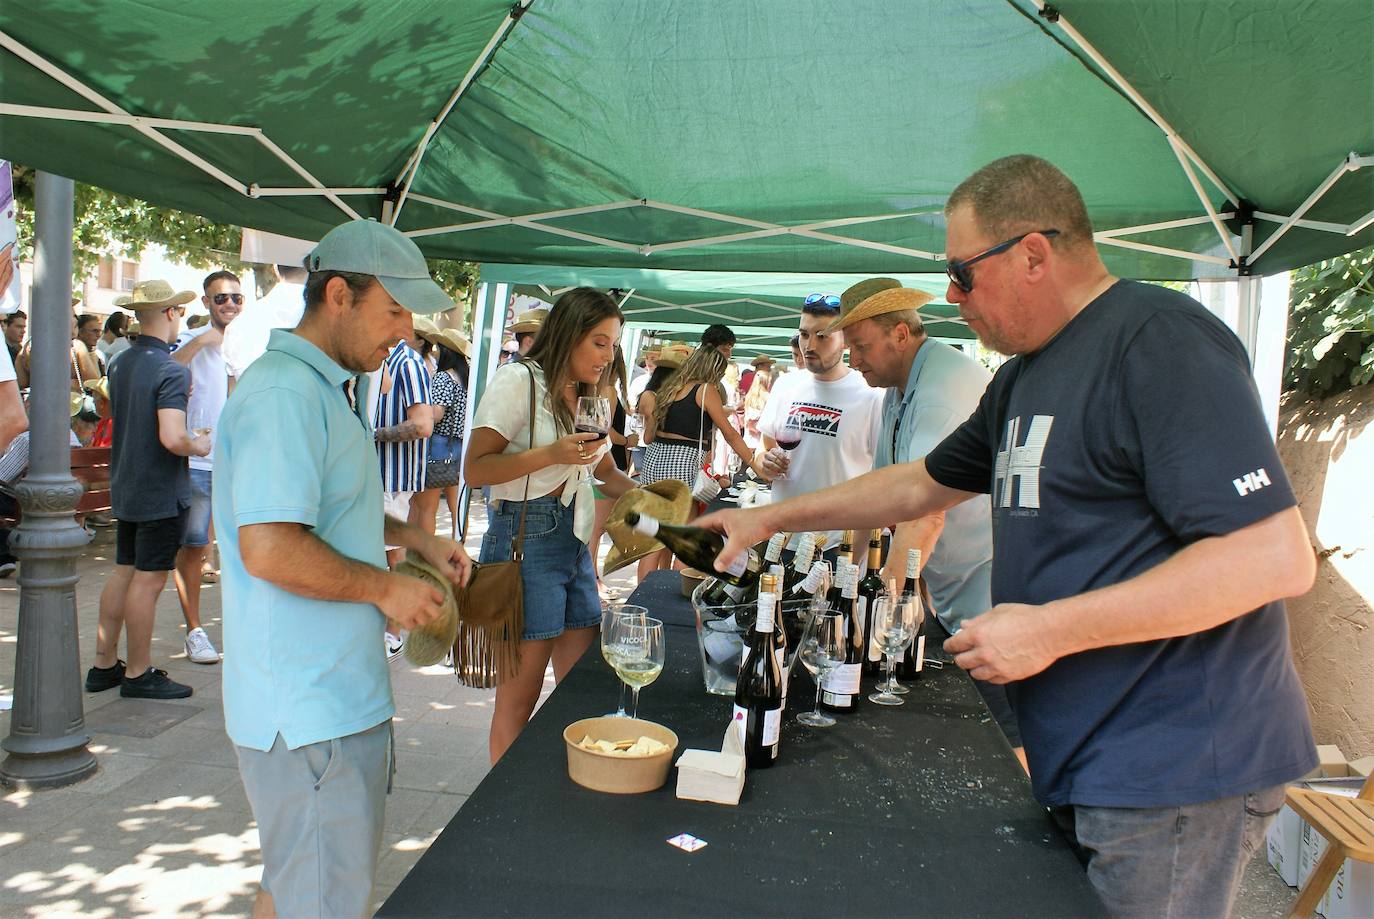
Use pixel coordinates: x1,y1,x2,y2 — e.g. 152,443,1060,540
723,581,747,602
725,552,748,578
823,662,861,694
632,515,660,537
733,703,781,746
765,533,786,563
914,635,926,672
755,597,776,633
906,549,920,580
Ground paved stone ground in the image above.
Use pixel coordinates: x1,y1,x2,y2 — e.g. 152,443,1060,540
0,501,1297,917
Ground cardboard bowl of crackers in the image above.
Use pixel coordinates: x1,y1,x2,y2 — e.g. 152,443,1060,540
680,567,709,597
563,716,680,794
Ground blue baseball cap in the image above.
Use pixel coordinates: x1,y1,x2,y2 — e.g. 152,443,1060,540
306,219,454,315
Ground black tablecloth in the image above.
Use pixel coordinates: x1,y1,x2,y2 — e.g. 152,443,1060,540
380,573,1104,918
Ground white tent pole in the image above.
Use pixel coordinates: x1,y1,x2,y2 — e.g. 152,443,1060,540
251,187,386,197
1166,136,1240,263
1348,209,1374,237
1253,212,1351,235
1095,213,1236,238
1095,236,1231,265
0,29,246,195
250,134,364,220
390,2,532,225
1249,152,1369,263
1028,2,1240,207
0,103,259,133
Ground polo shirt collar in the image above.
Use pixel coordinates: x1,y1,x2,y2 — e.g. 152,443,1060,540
896,338,935,410
265,328,353,387
133,336,172,353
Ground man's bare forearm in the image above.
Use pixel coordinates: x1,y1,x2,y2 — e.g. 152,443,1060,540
760,460,971,536
383,514,434,554
240,522,389,605
1044,506,1315,655
374,420,424,442
882,515,944,583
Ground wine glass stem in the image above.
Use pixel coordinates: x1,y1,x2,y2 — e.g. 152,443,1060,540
813,675,824,716
886,655,896,695
616,679,628,717
631,686,641,719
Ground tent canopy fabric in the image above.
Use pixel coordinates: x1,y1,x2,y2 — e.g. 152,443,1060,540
2,1,1371,279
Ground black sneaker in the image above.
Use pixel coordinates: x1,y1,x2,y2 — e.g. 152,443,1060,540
120,667,193,700
85,659,126,693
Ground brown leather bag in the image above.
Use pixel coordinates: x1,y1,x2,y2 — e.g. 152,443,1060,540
451,365,534,688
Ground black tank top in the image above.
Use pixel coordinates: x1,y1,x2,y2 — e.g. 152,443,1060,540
659,384,713,447
610,397,628,470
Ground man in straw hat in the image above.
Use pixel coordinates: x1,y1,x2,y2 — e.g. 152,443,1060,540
86,280,211,702
508,306,548,356
830,280,1018,762
215,219,472,919
700,154,1317,916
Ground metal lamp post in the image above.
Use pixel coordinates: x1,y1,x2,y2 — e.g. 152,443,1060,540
0,171,97,789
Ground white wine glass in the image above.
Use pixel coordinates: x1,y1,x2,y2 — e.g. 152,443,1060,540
613,617,664,719
796,609,844,727
868,594,919,706
189,406,212,438
600,604,647,718
574,396,611,437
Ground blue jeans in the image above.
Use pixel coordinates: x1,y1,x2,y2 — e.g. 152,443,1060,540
479,495,600,641
1050,785,1285,918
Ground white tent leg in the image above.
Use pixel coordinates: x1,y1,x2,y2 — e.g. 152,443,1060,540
1249,273,1290,438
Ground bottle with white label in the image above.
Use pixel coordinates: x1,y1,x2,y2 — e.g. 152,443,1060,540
895,549,925,681
734,573,783,768
858,535,886,676
627,512,762,587
781,532,816,595
820,564,863,713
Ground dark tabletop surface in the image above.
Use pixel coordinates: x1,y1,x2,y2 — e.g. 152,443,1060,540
380,571,1104,918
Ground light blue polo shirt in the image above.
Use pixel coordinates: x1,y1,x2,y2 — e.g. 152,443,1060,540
875,339,995,630
214,329,391,752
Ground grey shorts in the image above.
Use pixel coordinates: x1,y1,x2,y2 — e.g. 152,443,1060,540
235,720,394,919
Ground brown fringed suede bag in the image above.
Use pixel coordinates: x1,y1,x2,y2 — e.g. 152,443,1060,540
451,366,534,688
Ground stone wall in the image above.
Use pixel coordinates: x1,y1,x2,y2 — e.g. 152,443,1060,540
1277,383,1374,759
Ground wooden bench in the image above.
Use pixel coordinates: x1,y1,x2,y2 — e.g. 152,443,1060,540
0,446,113,525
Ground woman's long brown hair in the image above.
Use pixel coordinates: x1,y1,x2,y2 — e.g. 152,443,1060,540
522,288,624,435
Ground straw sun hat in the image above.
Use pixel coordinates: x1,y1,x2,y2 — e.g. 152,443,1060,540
113,279,195,311
602,480,693,576
828,282,934,333
508,308,549,334
750,354,775,367
655,342,694,368
420,326,472,358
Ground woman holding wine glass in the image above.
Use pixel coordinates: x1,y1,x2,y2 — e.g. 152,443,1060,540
465,288,639,763
635,343,768,581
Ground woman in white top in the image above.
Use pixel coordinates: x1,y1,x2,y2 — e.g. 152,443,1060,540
466,288,636,763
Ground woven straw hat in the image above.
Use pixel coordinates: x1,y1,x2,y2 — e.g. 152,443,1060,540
420,326,472,358
395,553,460,666
602,480,693,576
655,342,693,368
750,354,775,367
113,279,195,310
829,284,934,333
412,314,442,338
509,308,548,334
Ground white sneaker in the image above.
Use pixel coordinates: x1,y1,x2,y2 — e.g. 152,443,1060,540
385,632,405,662
185,627,221,664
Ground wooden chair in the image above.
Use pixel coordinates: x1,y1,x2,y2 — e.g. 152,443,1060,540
1285,773,1374,918
71,446,113,514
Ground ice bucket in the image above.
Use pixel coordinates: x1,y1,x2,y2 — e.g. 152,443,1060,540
690,578,824,696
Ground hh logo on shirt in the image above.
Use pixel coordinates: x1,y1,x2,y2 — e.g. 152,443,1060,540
783,402,842,438
1233,468,1271,496
995,415,1054,510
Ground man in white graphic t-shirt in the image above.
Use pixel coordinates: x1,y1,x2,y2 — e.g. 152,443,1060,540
755,295,883,549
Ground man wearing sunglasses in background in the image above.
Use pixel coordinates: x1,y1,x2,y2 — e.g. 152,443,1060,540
168,270,244,665
703,154,1316,916
753,292,883,551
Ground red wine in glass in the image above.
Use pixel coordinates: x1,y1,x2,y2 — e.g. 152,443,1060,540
775,432,803,451
575,423,608,436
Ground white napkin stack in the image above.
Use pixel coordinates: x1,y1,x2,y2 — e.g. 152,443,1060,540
675,719,747,805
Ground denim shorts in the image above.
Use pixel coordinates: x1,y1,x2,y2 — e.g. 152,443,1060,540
429,434,463,464
182,467,213,548
479,495,600,641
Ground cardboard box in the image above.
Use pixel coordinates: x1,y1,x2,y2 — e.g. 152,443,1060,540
1317,745,1349,778
1267,802,1303,886
1348,755,1373,778
1321,857,1374,919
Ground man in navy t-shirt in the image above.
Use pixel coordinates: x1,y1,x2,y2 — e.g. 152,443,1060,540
701,155,1317,917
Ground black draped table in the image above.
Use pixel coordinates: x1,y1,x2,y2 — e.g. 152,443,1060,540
379,571,1104,918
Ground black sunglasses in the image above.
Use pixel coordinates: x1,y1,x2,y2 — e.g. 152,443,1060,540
211,293,245,305
804,293,841,310
946,229,1060,293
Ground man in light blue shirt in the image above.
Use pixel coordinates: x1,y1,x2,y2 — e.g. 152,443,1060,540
835,280,1022,763
216,219,471,919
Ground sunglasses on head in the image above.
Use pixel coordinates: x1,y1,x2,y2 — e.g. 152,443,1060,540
212,293,245,306
946,229,1060,293
804,293,841,310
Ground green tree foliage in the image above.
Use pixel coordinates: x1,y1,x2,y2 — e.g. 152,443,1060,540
1285,245,1374,397
9,164,477,304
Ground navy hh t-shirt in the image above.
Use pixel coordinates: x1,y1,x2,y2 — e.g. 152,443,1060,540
925,280,1315,808
109,337,192,522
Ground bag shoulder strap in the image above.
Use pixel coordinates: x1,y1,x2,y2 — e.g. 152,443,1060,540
509,363,536,561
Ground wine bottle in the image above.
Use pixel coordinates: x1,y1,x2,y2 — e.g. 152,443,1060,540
766,566,789,702
781,532,817,595
763,532,787,567
836,529,854,568
628,512,762,588
783,559,827,605
858,535,886,676
820,564,863,713
896,550,925,681
734,573,783,768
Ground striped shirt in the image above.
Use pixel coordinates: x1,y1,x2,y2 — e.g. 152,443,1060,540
374,342,432,493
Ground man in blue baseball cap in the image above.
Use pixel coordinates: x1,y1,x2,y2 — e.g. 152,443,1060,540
215,219,473,919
